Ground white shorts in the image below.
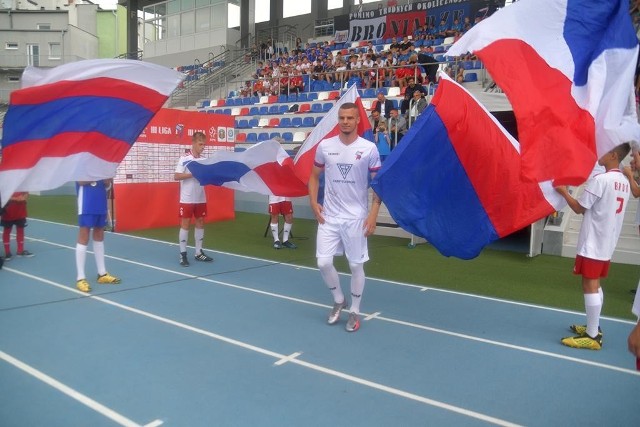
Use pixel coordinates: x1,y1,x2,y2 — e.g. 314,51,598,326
316,216,369,263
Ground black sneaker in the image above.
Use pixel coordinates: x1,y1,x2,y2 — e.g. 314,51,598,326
282,240,297,249
195,251,213,262
4,252,12,261
0,257,3,269
273,240,282,249
18,250,34,257
180,252,190,267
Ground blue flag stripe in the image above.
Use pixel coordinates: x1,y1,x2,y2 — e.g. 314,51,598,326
3,96,155,147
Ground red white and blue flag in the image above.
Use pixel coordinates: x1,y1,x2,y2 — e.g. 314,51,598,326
447,0,640,186
187,139,308,197
293,84,374,185
0,59,184,206
371,74,565,259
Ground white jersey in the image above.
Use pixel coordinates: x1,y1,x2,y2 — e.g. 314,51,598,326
314,135,381,220
175,150,207,204
576,169,629,260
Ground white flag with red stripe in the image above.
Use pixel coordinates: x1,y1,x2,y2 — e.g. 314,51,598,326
293,85,374,185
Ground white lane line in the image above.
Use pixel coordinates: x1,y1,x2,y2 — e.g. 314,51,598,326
5,246,639,377
26,218,636,325
7,270,521,427
364,312,381,321
274,352,303,366
143,420,164,427
0,350,147,427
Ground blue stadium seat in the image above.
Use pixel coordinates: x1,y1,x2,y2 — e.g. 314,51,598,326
258,132,270,141
278,95,288,103
259,106,269,115
298,92,308,102
315,116,323,125
237,119,248,129
291,117,303,127
311,103,323,113
242,97,252,105
322,103,333,112
363,88,376,98
268,105,279,114
279,117,292,128
308,92,318,101
278,105,289,114
222,108,232,115
248,118,259,128
246,133,258,143
464,72,478,82
282,132,293,142
249,106,259,115
302,116,315,127
250,96,260,104
269,132,281,139
288,94,298,102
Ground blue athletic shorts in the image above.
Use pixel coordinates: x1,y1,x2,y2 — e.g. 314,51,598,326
78,214,107,228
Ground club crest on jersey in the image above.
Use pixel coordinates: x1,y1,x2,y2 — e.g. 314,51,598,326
337,163,353,180
355,150,363,160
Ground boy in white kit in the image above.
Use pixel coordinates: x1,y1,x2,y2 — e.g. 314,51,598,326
308,102,382,332
555,142,631,350
174,131,214,267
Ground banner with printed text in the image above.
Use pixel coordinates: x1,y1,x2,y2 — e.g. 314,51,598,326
342,0,503,42
114,109,236,231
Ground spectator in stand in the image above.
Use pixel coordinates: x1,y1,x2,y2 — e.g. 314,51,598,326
393,60,413,90
374,91,394,119
290,69,304,94
406,90,427,124
437,19,449,38
388,108,407,149
279,70,291,95
324,57,336,84
449,18,463,35
399,36,413,54
369,109,382,132
405,76,427,99
456,67,465,84
463,16,473,32
389,37,402,52
375,122,391,162
400,93,411,116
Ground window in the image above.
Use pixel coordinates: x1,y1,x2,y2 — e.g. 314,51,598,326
211,2,225,28
255,2,269,23
195,7,210,31
8,76,20,83
27,44,40,67
168,14,180,37
37,23,51,30
5,42,18,50
49,42,61,59
228,3,239,28
283,0,310,18
181,10,195,35
328,0,342,9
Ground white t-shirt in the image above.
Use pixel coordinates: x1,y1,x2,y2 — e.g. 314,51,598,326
175,150,207,204
314,135,381,220
576,169,630,260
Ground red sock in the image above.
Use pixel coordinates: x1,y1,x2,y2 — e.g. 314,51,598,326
16,226,24,253
2,227,11,254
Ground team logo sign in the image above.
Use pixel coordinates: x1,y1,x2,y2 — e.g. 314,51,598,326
337,163,353,180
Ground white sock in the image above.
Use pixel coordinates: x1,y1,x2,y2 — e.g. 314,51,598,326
76,243,87,281
179,228,188,253
270,223,279,242
584,293,602,338
194,228,204,253
93,241,106,276
318,257,344,304
349,262,365,314
283,222,292,242
598,287,603,304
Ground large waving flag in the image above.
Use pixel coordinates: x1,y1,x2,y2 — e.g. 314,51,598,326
371,74,565,259
187,139,308,197
293,84,373,184
447,0,640,186
0,59,184,206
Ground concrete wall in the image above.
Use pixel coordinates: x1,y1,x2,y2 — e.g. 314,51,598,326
97,5,128,58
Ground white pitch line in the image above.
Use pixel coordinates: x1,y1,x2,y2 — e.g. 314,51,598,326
364,312,381,321
0,350,147,427
143,420,164,427
6,239,639,376
7,271,521,427
26,218,636,325
274,352,303,366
